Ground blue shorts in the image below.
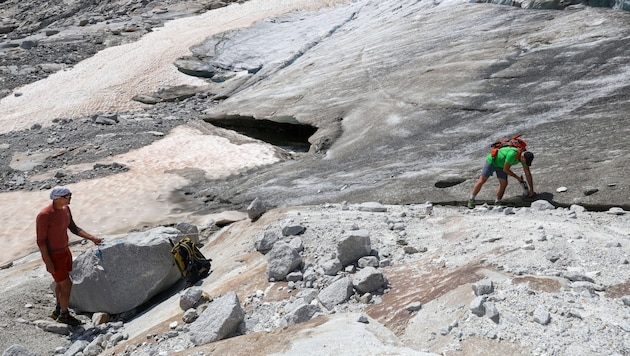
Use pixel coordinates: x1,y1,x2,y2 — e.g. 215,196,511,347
480,161,507,180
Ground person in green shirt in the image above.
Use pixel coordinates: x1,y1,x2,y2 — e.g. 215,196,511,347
467,146,535,209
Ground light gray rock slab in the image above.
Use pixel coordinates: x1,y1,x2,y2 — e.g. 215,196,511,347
70,227,182,314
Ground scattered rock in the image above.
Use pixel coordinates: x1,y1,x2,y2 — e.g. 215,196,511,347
469,296,486,317
180,288,204,311
2,344,38,356
255,230,280,254
282,225,306,236
336,230,371,266
247,197,266,220
266,241,302,281
405,301,422,312
357,202,387,212
188,291,244,346
533,306,551,325
352,266,386,294
318,277,354,310
607,207,626,215
472,278,494,296
530,200,555,211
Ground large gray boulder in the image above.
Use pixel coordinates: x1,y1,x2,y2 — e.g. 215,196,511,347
70,227,182,314
336,230,371,266
266,241,302,281
188,291,245,346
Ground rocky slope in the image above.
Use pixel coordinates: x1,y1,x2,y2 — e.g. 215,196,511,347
1,202,629,355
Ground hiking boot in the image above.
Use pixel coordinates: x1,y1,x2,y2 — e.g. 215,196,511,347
49,310,59,320
56,312,82,327
467,199,475,209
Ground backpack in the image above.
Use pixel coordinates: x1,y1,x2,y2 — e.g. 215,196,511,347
170,237,212,286
490,135,527,160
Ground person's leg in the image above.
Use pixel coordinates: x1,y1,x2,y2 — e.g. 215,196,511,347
495,168,509,202
471,162,493,198
56,278,72,311
50,250,81,326
471,176,488,197
469,162,493,208
496,177,508,201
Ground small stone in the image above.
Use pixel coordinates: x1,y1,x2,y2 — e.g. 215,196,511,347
405,301,422,312
546,253,561,263
469,296,486,317
472,278,494,296
182,309,198,323
484,302,500,323
357,202,388,212
607,207,626,215
403,246,418,254
533,306,551,325
556,186,568,192
92,312,109,325
531,200,555,211
282,225,306,236
583,187,599,196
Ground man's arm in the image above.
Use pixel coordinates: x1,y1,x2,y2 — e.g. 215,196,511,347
67,208,103,245
37,245,55,273
36,213,55,273
76,229,103,245
523,165,535,197
502,162,522,181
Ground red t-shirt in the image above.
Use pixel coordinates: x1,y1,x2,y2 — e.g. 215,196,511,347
36,205,81,254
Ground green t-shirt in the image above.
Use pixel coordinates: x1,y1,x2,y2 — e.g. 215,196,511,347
486,146,522,168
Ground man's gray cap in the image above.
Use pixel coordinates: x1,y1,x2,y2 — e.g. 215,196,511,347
50,186,71,200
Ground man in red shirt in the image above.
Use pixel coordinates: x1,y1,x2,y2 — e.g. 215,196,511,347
36,186,103,326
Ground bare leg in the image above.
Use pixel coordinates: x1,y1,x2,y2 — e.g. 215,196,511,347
55,278,72,311
471,176,488,197
496,178,508,201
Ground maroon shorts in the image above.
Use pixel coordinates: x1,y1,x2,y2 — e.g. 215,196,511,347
49,249,73,282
